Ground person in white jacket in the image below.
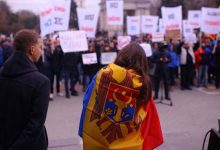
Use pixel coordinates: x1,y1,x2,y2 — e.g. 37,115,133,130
177,42,195,90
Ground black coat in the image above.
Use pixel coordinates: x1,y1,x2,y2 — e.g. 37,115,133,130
0,52,50,150
51,46,63,72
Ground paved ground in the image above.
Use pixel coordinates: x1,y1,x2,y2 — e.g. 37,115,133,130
46,84,220,150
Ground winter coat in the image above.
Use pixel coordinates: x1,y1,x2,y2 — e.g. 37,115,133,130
0,51,50,150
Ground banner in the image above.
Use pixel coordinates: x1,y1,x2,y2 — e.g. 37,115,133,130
140,43,152,57
183,20,194,36
152,32,164,42
40,2,54,37
188,10,201,29
53,0,71,32
161,6,182,31
77,8,100,38
117,36,131,50
82,53,97,65
141,16,158,34
101,52,117,65
127,16,141,35
106,0,123,25
59,31,88,53
201,7,220,34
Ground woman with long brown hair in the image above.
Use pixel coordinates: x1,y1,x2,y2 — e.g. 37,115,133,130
79,43,163,150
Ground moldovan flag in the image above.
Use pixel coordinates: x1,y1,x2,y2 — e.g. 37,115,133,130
79,64,163,150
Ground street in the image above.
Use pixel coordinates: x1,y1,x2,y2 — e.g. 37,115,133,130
46,84,220,150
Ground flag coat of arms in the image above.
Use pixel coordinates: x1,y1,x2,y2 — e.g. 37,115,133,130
79,64,163,150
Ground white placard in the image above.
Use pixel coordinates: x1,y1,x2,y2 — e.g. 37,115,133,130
77,8,99,38
201,7,220,34
106,0,123,25
127,16,141,35
152,32,164,42
159,19,166,34
82,53,97,65
59,31,88,53
53,0,71,32
183,20,194,36
140,43,152,57
40,2,54,37
188,10,201,29
141,16,159,34
117,36,131,50
184,34,197,44
101,52,117,65
161,6,182,31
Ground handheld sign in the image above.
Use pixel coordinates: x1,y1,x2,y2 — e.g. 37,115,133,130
117,36,131,50
101,52,117,65
59,31,88,53
140,43,152,57
82,53,97,65
152,32,164,42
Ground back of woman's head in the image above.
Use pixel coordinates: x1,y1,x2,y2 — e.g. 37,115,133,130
115,43,147,74
114,43,152,105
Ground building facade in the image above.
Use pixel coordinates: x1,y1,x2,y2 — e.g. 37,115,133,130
99,0,152,36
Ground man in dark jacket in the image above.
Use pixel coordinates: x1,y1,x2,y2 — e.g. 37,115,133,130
0,29,50,150
151,42,171,100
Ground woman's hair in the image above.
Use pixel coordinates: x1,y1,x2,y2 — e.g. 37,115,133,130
114,43,152,105
13,29,40,53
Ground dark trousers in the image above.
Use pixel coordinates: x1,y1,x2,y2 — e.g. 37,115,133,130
154,72,169,98
63,69,74,96
168,67,176,85
180,65,194,89
215,68,220,89
51,70,61,93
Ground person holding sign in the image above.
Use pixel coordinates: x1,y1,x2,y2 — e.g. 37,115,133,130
79,43,163,150
81,44,100,91
151,42,171,100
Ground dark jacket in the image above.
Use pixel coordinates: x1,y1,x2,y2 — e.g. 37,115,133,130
0,52,50,150
80,51,100,76
51,45,63,72
151,49,171,76
214,46,220,68
62,52,80,72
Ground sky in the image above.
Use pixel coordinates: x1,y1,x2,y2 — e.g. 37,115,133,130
4,0,100,14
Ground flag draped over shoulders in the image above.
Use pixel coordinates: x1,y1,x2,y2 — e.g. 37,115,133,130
79,64,163,150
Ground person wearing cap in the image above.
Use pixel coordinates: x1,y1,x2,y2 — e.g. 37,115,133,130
151,42,171,100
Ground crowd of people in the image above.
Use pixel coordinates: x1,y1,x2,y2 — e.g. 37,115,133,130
1,31,220,101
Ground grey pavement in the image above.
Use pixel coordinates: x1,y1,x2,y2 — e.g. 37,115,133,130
46,84,220,150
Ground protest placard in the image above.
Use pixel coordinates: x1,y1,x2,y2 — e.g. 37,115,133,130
165,29,181,43
117,36,131,50
188,10,201,29
141,16,158,34
152,32,164,42
106,0,123,25
101,52,117,65
59,31,88,53
201,7,220,34
140,43,152,57
127,16,141,35
161,6,182,31
82,53,97,65
77,8,99,38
